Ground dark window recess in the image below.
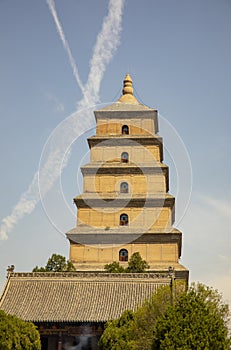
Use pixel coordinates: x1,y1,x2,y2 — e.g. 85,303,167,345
120,213,128,226
122,125,129,135
120,182,129,193
119,249,128,261
121,152,129,163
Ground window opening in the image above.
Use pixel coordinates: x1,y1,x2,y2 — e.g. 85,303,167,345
122,125,129,135
119,249,128,261
120,182,129,193
120,213,128,226
121,152,129,163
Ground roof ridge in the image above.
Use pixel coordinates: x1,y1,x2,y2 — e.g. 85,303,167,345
8,271,174,279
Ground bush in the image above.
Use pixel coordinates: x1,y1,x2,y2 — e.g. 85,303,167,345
104,252,149,273
33,253,75,272
0,310,41,350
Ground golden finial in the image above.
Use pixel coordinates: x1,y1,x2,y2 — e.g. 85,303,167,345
122,74,133,95
118,74,139,104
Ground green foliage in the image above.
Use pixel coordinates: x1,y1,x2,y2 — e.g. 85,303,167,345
98,310,137,350
32,266,46,272
0,310,41,350
104,252,149,273
32,253,76,272
126,252,149,273
152,283,231,350
132,285,173,350
99,285,173,350
99,283,231,350
104,261,125,273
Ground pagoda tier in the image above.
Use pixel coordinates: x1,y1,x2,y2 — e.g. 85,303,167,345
66,74,188,280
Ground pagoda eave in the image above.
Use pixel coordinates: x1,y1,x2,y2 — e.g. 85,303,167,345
73,195,175,209
66,232,182,247
87,135,163,147
81,164,169,176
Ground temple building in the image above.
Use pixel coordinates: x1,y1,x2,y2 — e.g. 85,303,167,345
0,75,188,350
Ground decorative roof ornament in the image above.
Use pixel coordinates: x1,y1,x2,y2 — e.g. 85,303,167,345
122,74,133,95
118,74,139,104
7,265,15,277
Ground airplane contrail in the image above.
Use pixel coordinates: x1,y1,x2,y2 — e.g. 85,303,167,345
46,0,84,94
80,0,124,107
0,0,125,240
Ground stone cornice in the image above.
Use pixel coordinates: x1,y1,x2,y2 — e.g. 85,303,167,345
81,164,169,175
74,196,175,208
94,110,157,117
87,135,163,147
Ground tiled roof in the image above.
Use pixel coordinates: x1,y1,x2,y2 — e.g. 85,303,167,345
0,272,172,323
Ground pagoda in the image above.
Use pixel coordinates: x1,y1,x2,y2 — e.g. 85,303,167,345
66,74,188,281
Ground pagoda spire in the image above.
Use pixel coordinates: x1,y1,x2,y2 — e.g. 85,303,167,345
122,74,134,95
118,74,139,104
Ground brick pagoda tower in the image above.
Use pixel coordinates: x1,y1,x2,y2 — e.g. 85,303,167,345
66,74,188,281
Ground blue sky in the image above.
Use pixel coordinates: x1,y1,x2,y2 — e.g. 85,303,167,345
0,0,231,304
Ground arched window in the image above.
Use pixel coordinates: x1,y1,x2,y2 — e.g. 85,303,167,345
120,182,129,193
121,152,129,163
119,249,128,262
120,213,128,226
122,125,129,135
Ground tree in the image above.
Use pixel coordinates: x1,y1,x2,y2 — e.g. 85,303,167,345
0,310,41,349
98,310,137,350
104,252,149,273
126,252,149,273
99,285,173,350
152,283,231,350
32,253,75,272
131,285,173,350
99,283,231,350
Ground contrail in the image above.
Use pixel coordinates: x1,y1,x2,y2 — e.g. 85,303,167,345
79,0,124,108
0,0,125,240
46,0,84,94
0,172,40,240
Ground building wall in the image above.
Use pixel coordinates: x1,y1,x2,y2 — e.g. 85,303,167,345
90,144,161,162
83,173,166,194
70,242,178,264
96,118,156,136
77,207,173,229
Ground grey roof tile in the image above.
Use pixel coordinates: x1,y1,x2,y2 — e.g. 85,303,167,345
0,272,171,322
